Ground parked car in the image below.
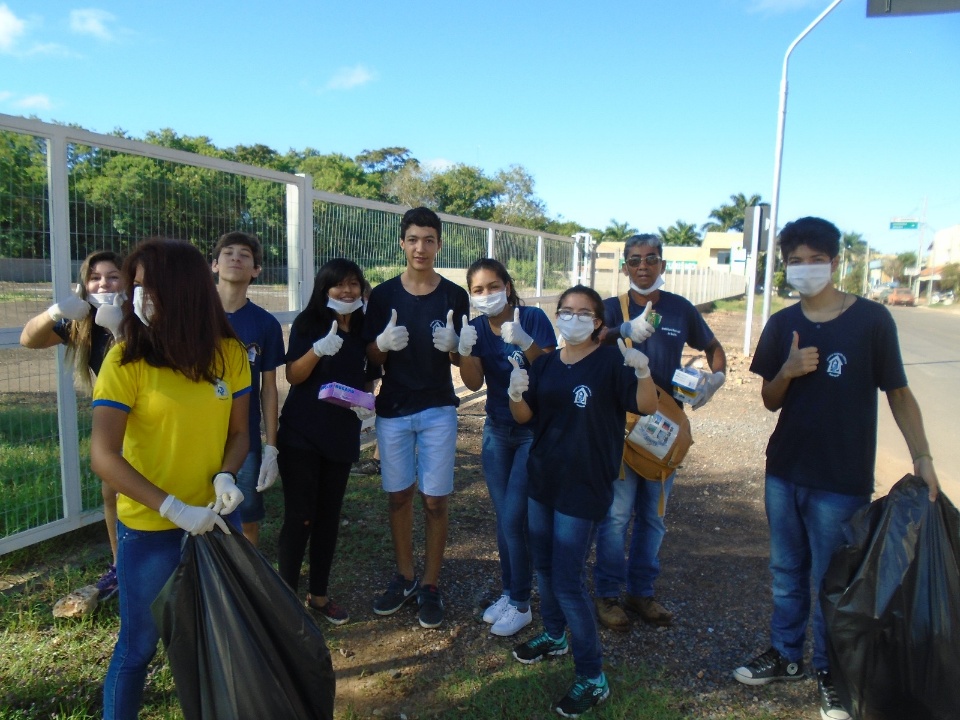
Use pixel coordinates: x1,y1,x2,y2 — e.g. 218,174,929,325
875,287,894,304
886,287,915,306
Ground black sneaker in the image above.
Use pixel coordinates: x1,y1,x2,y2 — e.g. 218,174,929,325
732,647,804,685
554,674,610,717
817,670,851,720
372,572,418,615
512,631,569,664
417,584,444,628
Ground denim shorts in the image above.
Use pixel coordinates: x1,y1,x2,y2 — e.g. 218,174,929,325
235,449,264,524
376,406,457,497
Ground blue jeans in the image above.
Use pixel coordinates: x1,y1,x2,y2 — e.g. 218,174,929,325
482,418,533,605
235,448,265,524
765,474,869,671
104,523,185,720
528,498,602,679
593,466,675,598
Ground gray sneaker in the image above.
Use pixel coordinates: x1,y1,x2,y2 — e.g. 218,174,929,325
733,647,804,685
818,670,851,720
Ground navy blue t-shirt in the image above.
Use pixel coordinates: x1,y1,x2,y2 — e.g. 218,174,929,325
470,305,557,425
54,316,112,376
362,275,470,418
603,290,715,394
278,320,371,464
525,345,640,521
224,300,285,446
750,298,907,496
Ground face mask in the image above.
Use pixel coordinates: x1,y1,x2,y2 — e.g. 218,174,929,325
556,316,596,344
470,290,508,317
327,296,363,315
133,286,155,326
631,275,664,296
87,292,118,308
786,263,832,297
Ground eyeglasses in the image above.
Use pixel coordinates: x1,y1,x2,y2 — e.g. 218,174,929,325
556,310,596,321
625,254,662,268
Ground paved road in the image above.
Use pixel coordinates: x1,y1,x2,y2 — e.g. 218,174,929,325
874,304,960,501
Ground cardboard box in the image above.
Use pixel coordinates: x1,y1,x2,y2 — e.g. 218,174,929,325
318,382,376,411
672,367,705,405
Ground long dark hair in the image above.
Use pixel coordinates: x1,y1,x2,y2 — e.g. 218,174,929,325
293,258,367,340
69,249,123,390
119,238,240,382
465,258,521,308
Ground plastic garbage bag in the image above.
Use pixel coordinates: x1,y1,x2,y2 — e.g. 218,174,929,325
151,528,335,720
821,474,960,720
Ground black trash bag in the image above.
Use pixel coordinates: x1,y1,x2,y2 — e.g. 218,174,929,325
150,528,335,720
821,474,960,720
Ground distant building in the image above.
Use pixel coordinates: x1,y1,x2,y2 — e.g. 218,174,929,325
931,224,960,267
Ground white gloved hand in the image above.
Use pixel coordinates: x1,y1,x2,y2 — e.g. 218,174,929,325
619,301,656,343
313,321,343,357
457,315,478,356
94,293,124,337
692,371,725,410
351,405,376,422
507,357,529,402
48,284,91,322
501,308,533,351
432,310,459,353
376,309,409,353
159,494,230,535
211,471,244,515
256,445,279,492
618,338,651,379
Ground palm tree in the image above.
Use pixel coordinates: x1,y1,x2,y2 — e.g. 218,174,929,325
701,193,762,233
658,220,701,247
602,219,638,243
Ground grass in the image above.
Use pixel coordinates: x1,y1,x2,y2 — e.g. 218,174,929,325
710,294,791,314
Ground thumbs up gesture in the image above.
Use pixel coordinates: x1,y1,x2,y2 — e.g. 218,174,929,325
457,314,478,356
619,301,656,343
507,356,529,402
501,308,534,351
618,338,651,378
432,309,460,353
783,331,819,379
376,309,409,353
94,292,124,337
313,320,343,357
48,284,91,322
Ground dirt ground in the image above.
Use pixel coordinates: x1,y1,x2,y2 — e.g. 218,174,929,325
320,307,825,719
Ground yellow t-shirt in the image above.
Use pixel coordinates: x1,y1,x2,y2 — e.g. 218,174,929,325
93,339,252,531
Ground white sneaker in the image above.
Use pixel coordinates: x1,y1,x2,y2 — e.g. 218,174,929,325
482,595,510,624
491,604,532,637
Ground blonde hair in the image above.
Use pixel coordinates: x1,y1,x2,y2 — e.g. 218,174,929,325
67,250,122,392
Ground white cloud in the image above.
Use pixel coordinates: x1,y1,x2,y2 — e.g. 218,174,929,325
14,94,52,110
0,3,26,53
69,8,115,41
0,90,12,102
423,157,455,173
325,65,375,90
746,0,822,13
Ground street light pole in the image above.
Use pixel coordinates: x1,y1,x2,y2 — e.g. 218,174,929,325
762,0,846,327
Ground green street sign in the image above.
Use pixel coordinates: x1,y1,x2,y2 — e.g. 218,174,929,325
890,221,919,230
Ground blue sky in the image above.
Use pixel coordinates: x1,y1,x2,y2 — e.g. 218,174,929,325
1,1,958,255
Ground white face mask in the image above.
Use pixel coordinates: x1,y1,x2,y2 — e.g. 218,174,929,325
786,263,833,297
556,316,596,344
327,296,363,315
470,290,508,317
631,275,664,296
133,286,155,326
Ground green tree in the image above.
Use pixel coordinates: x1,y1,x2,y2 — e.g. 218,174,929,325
940,262,960,293
885,252,917,284
602,219,637,243
298,151,381,199
491,165,547,230
702,192,762,233
658,220,701,247
427,164,501,220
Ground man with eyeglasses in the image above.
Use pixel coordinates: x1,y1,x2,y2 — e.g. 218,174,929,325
592,233,727,632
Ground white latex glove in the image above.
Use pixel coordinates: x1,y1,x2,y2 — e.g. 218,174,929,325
500,308,533,351
94,293,124,337
159,494,230,535
507,357,529,402
313,320,343,357
376,309,409,353
48,284,91,322
211,472,244,515
457,315,478,356
351,406,376,422
692,371,725,410
256,445,279,492
619,301,656,343
432,309,459,353
618,338,651,379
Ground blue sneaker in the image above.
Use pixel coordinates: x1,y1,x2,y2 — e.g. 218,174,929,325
554,674,610,717
372,572,418,615
512,631,569,664
95,564,118,602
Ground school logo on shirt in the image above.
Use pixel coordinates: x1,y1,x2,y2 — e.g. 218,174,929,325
572,384,592,408
430,318,446,333
825,352,847,378
214,379,229,399
245,342,261,366
509,349,525,368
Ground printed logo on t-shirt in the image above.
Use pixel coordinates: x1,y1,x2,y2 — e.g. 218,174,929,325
825,352,847,378
245,342,261,366
572,384,592,408
509,349,525,368
214,379,229,399
430,318,446,333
